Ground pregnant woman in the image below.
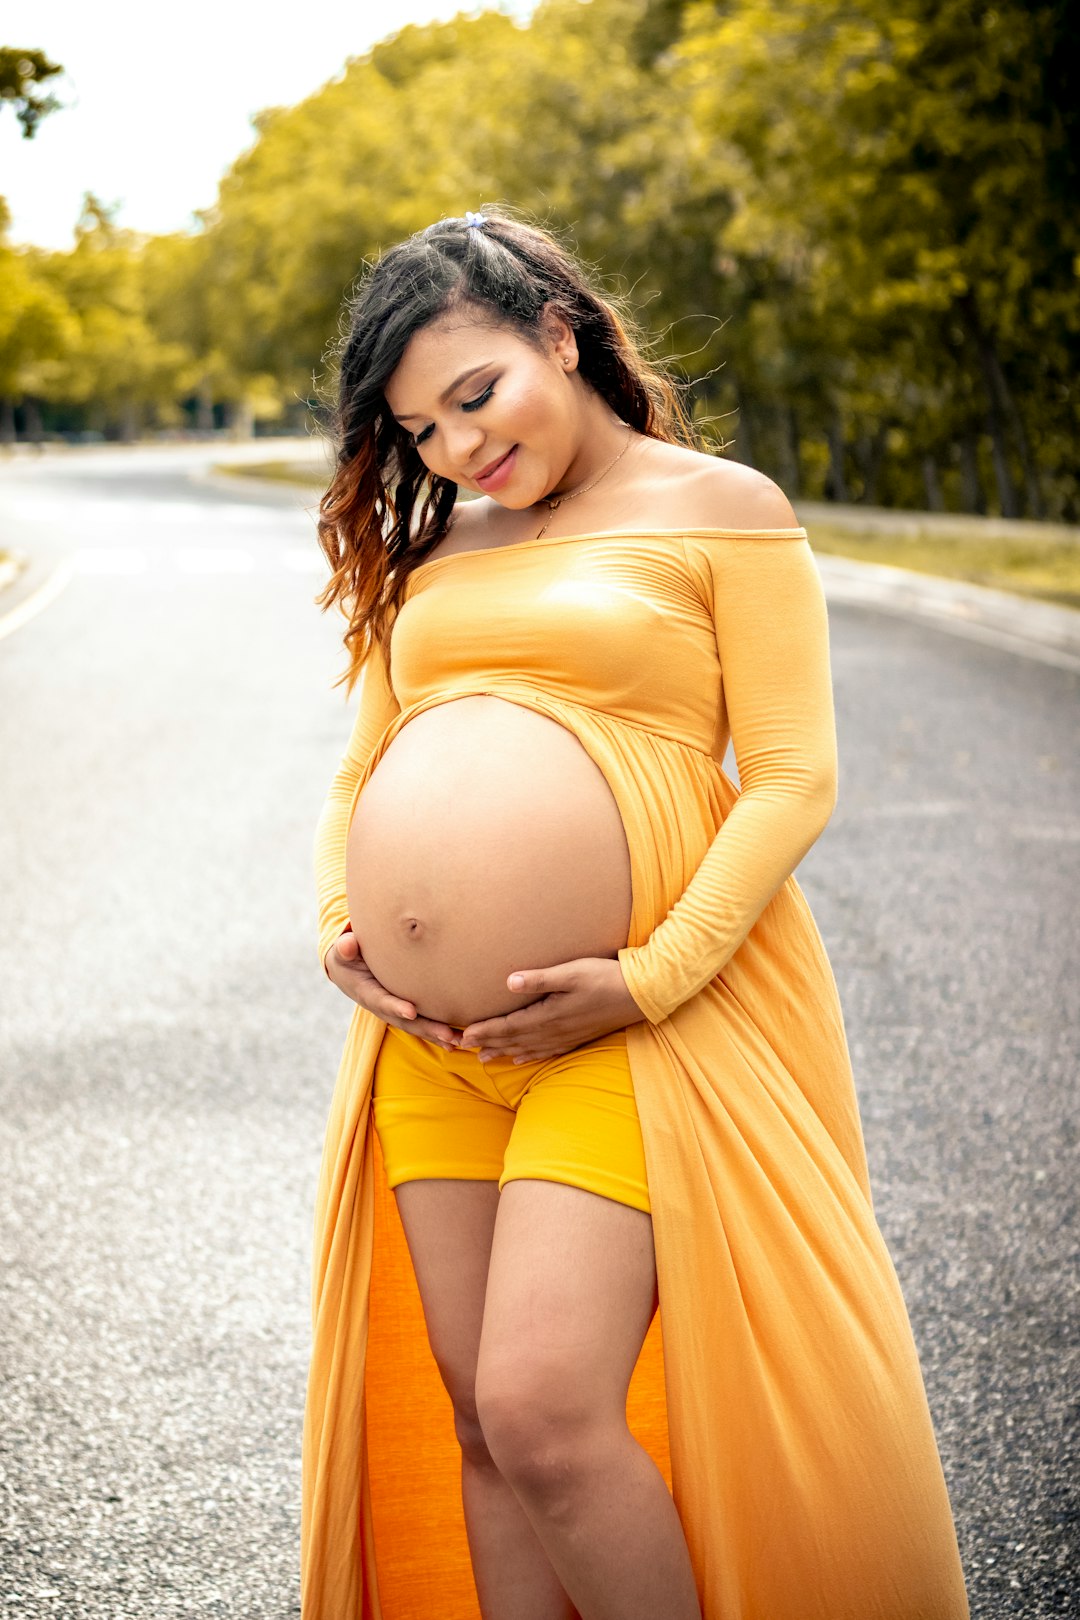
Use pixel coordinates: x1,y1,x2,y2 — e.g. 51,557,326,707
303,208,969,1620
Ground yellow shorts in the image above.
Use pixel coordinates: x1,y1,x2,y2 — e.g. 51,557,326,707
372,1024,651,1215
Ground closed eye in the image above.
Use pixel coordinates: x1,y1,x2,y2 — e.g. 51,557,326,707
412,382,496,447
461,382,495,414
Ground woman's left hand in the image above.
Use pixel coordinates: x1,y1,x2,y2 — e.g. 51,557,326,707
458,957,645,1063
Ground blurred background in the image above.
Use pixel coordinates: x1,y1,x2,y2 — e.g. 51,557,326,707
2,0,1076,523
1,5,1077,1619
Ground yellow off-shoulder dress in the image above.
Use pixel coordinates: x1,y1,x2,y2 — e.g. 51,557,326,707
302,527,969,1620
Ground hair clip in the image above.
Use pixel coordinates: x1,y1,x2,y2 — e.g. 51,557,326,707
464,212,486,230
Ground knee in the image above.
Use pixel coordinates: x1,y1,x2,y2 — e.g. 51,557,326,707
449,1387,497,1470
474,1360,601,1502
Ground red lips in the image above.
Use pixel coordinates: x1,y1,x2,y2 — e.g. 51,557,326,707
475,447,514,481
476,443,521,492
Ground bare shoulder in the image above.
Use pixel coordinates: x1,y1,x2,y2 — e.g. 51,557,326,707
446,496,494,539
641,441,801,531
693,456,802,530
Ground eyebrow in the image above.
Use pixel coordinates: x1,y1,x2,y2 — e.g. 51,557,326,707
390,364,492,422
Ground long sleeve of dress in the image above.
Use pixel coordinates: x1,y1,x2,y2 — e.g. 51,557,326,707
314,640,401,974
616,535,839,1024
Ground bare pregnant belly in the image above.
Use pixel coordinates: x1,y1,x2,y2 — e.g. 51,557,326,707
345,697,633,1028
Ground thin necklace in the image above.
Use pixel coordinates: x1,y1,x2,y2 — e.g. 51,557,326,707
533,427,635,541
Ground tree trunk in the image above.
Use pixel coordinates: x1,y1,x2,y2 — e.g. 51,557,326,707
782,403,802,496
922,455,945,512
984,405,1020,518
990,362,1042,515
957,429,986,514
119,400,140,443
958,292,1021,517
825,408,850,503
227,398,255,440
0,398,14,444
854,424,887,505
23,398,44,441
195,384,215,434
730,373,756,467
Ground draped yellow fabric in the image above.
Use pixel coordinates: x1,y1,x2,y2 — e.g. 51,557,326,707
302,528,969,1619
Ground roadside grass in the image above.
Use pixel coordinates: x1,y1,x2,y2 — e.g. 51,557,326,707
220,460,1080,611
807,524,1080,611
215,457,326,489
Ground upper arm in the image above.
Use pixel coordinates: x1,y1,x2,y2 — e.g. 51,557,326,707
330,636,402,793
688,532,838,819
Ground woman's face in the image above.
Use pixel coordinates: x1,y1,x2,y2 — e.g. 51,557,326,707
383,308,580,506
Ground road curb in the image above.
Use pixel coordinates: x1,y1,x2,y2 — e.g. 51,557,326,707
797,498,1080,545
1,450,1077,673
815,553,1080,674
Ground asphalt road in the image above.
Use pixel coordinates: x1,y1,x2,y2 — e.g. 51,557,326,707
1,447,1077,1618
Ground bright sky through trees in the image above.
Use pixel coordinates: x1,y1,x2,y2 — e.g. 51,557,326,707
1,0,535,248
2,0,1072,524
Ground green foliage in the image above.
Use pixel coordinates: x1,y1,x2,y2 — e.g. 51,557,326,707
0,239,76,397
0,46,63,138
31,199,199,436
3,0,1076,517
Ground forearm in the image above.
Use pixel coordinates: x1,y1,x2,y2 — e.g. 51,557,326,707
315,793,355,975
618,776,835,1022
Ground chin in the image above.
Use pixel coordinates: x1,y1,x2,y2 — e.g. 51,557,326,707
477,484,540,512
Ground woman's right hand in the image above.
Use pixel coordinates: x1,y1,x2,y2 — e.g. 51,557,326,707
324,931,463,1052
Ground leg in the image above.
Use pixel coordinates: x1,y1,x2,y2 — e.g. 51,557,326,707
475,1180,701,1620
393,1178,579,1619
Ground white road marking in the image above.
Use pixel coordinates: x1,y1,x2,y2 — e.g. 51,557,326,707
174,548,256,573
0,561,75,644
0,547,327,642
74,549,149,574
66,546,323,576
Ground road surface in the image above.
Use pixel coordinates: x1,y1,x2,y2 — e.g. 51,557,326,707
1,446,1076,1617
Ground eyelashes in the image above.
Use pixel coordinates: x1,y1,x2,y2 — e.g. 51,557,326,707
462,382,496,415
412,382,496,447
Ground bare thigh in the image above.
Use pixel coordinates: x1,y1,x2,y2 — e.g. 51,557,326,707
475,1180,658,1445
392,1178,502,1450
392,1178,659,1455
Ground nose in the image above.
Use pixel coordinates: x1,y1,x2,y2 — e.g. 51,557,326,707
444,418,485,470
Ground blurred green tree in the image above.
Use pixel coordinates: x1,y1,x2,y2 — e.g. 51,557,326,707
0,201,76,440
37,197,197,439
6,1,1074,513
657,0,1078,514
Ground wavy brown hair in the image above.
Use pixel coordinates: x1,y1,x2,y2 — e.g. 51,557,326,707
316,204,702,689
